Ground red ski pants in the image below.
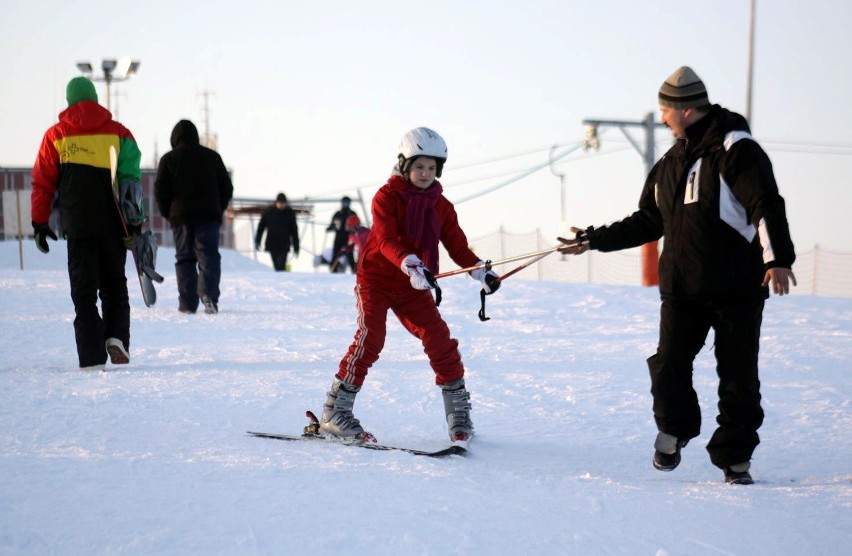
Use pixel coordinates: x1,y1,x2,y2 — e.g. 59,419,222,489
337,283,464,387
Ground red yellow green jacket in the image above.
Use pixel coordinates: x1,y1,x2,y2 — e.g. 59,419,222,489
31,100,141,238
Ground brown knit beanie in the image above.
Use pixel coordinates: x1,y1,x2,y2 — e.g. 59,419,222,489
658,66,709,109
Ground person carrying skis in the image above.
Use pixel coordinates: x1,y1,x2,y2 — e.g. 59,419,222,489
558,66,796,484
31,76,142,371
317,127,501,443
255,192,300,271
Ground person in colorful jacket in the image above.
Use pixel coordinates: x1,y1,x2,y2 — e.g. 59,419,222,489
31,76,142,371
558,66,796,485
344,213,370,266
317,127,501,444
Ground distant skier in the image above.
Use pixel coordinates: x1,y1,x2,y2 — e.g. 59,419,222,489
316,127,501,444
326,196,357,273
30,76,142,371
329,213,370,272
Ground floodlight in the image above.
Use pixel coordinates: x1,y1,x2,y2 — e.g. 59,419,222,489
582,125,600,151
76,62,93,74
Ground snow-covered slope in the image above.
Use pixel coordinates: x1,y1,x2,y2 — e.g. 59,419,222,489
1,240,850,555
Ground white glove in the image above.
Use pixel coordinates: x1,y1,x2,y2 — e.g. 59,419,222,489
400,254,435,290
470,262,501,294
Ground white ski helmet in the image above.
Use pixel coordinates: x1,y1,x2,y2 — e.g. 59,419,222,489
397,127,448,178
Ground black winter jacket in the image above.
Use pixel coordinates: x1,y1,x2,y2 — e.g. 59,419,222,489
255,205,299,253
154,120,233,225
587,105,795,300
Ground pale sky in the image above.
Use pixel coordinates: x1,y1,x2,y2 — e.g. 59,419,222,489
3,0,851,252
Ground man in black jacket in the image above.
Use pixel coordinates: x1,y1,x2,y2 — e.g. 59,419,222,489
559,66,796,485
255,192,300,271
155,120,233,314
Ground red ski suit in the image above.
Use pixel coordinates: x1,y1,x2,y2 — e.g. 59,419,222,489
337,175,480,387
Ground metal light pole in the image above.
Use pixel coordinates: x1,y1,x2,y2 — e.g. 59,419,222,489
581,112,667,287
548,144,568,237
745,0,756,126
75,58,140,112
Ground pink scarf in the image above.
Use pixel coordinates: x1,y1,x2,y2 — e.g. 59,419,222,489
400,181,443,272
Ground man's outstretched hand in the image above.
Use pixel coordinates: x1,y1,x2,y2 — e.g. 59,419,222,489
557,227,591,255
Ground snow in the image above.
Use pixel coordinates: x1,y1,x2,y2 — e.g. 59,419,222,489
1,239,850,556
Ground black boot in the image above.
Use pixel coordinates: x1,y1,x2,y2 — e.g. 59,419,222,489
724,462,754,485
653,432,688,471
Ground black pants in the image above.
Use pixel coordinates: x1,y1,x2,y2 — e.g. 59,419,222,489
270,249,290,271
67,235,130,367
647,296,765,468
172,221,222,311
331,238,356,273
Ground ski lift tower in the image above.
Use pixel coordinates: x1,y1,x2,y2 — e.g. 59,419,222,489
582,112,667,286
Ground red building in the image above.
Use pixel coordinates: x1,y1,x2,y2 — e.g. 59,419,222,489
1,166,235,247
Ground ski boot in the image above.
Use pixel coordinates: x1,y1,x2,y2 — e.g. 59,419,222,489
318,377,375,442
441,378,474,443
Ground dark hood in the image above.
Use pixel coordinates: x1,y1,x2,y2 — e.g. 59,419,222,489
170,119,200,149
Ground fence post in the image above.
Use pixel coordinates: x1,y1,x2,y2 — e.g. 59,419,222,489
587,251,592,284
16,189,24,271
537,228,544,280
813,244,819,295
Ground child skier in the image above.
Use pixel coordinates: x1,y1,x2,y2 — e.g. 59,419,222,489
318,127,501,443
339,213,370,268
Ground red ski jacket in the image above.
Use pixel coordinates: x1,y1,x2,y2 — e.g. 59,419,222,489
357,175,479,290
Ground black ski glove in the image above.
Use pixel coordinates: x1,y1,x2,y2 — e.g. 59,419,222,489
33,222,57,254
483,272,501,295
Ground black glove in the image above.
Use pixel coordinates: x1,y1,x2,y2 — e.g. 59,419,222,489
470,264,501,295
483,272,501,295
33,222,57,254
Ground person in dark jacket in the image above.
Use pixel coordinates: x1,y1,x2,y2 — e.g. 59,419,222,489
558,67,796,485
326,196,357,273
255,192,299,271
155,119,233,314
31,76,142,371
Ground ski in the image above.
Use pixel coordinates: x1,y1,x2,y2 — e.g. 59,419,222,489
109,145,160,307
248,410,468,458
247,431,468,457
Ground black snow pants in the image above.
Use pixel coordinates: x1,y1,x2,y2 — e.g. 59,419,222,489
67,235,130,368
270,249,290,271
647,296,765,469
